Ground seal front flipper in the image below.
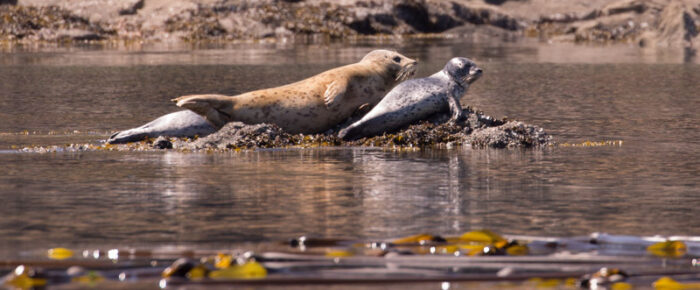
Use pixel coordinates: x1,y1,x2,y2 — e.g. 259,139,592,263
323,79,347,108
447,93,465,122
173,94,234,128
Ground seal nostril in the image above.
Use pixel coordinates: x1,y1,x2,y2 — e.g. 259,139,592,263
475,68,483,74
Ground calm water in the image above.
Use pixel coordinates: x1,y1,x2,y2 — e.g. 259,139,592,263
0,39,698,258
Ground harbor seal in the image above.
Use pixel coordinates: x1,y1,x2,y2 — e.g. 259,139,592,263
338,57,482,140
172,50,417,134
107,110,217,144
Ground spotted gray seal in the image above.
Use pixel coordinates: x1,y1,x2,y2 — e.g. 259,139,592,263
338,57,482,140
173,50,417,134
107,110,216,144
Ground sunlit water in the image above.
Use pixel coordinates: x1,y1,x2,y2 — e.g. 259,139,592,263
0,39,698,258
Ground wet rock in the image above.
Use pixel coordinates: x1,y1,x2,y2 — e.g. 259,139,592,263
184,122,298,150
152,136,173,149
466,121,552,148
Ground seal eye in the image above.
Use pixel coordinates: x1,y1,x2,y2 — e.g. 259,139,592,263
392,56,401,63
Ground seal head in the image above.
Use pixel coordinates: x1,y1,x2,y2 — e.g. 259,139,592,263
360,49,417,83
443,57,483,88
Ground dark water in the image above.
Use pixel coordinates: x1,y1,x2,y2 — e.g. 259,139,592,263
0,40,698,257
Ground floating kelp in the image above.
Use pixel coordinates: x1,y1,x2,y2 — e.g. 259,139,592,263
3,231,698,289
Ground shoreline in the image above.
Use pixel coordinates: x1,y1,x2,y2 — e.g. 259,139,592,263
1,0,698,48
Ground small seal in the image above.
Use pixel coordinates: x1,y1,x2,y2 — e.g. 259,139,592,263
107,110,216,144
173,50,417,134
338,57,482,140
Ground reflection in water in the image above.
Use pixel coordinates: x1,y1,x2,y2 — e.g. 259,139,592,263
3,38,700,67
0,40,698,258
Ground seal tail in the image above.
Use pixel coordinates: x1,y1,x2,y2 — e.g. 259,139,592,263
172,94,233,128
107,129,149,144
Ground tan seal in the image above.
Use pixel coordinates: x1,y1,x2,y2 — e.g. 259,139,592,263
172,50,417,134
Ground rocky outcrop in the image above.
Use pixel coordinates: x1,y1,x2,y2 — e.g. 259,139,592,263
180,108,554,151
152,108,552,151
18,108,553,153
2,0,523,42
535,0,700,48
2,0,698,48
171,107,553,151
17,0,146,22
163,0,525,41
0,5,112,41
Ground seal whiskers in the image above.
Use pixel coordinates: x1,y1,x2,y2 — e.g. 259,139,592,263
395,61,417,82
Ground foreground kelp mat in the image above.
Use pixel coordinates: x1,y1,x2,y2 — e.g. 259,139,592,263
19,108,555,153
2,231,698,289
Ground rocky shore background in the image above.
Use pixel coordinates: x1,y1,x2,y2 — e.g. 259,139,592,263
1,0,699,47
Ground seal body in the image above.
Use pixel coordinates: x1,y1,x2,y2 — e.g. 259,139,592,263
338,57,482,140
107,110,216,144
173,50,417,134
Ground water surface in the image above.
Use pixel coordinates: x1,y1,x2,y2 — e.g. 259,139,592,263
0,39,698,257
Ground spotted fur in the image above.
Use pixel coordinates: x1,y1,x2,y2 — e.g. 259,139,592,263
338,57,482,140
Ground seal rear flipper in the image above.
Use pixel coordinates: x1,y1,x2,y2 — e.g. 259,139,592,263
107,129,149,144
173,94,233,128
337,125,359,141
